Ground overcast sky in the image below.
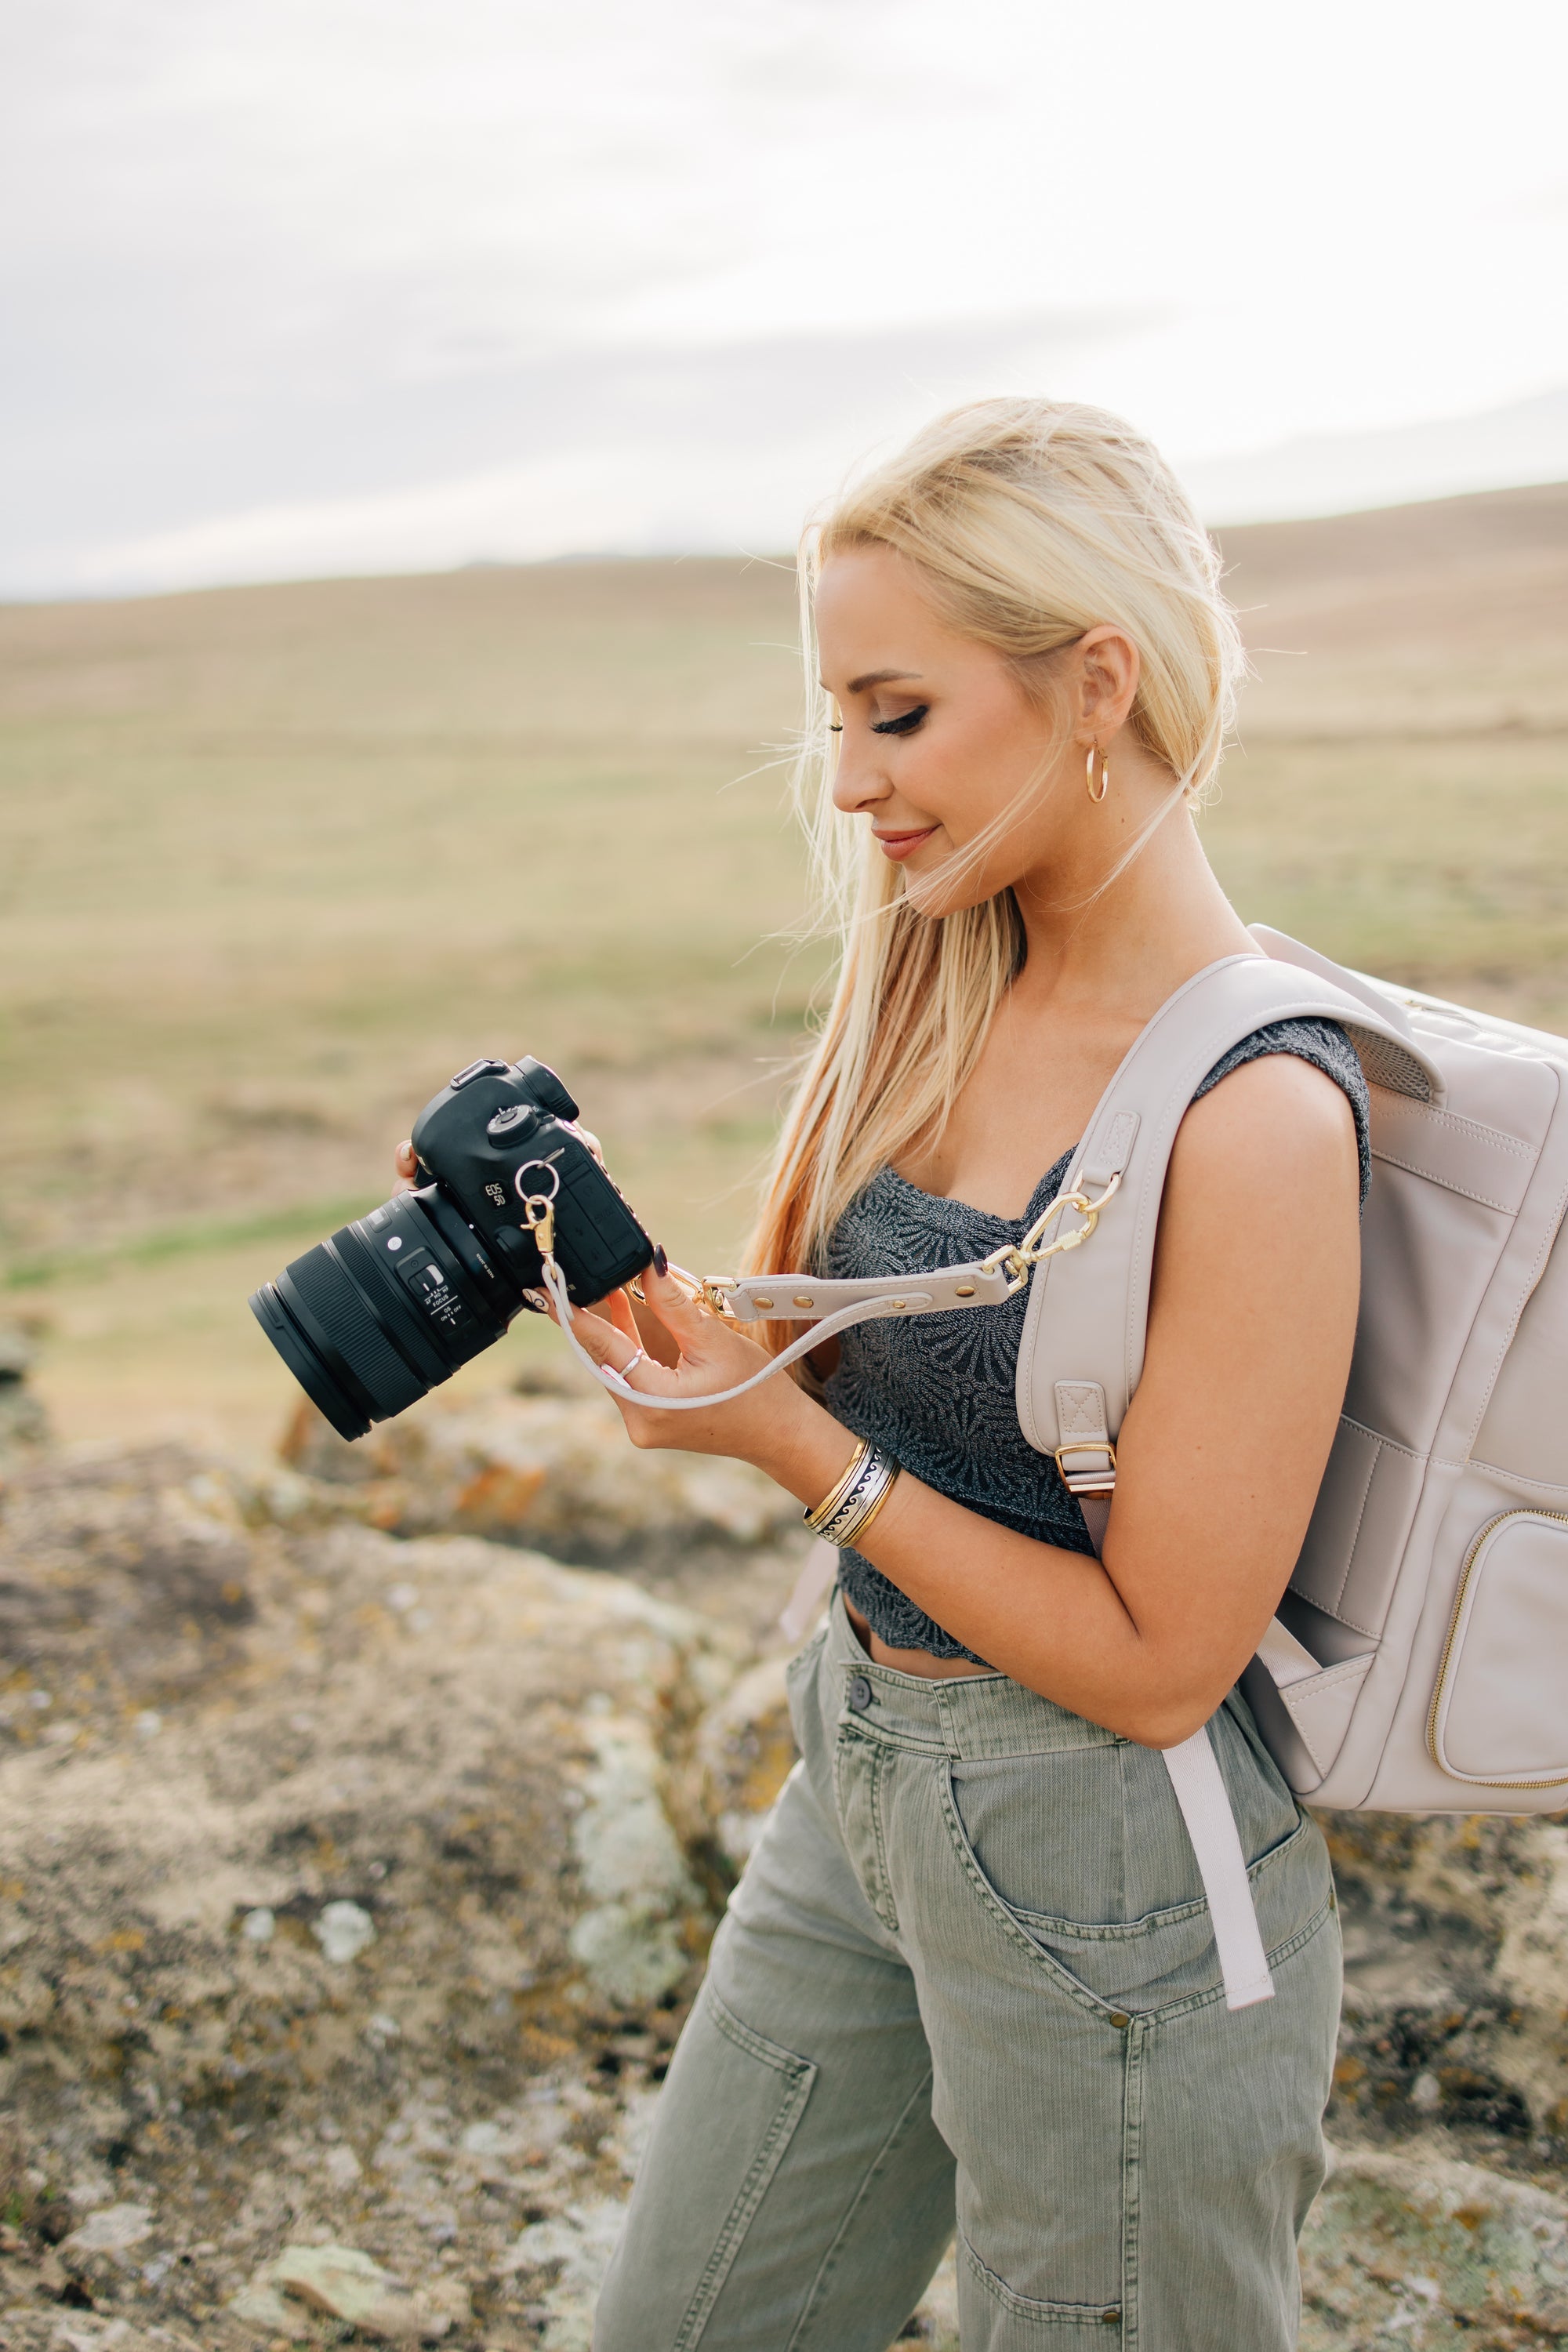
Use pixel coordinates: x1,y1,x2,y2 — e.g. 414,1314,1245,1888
5,0,1568,595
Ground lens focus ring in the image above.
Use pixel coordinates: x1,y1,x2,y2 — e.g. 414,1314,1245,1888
284,1242,426,1418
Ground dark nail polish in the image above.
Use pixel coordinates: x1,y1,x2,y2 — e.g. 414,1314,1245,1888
653,1245,669,1277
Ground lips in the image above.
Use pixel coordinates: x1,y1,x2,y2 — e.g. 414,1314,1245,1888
873,826,938,862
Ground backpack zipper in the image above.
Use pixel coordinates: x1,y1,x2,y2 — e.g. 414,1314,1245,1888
1426,1508,1568,1788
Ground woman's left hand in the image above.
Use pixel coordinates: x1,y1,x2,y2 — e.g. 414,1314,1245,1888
546,1261,828,1475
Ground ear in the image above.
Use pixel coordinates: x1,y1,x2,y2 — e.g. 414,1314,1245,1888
1073,625,1141,742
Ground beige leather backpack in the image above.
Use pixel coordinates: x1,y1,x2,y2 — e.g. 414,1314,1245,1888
1015,926,1568,1811
554,927,1568,2010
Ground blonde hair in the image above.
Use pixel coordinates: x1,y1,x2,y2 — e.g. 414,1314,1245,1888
746,397,1244,1301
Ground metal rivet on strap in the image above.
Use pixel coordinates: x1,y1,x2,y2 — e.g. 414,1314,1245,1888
1109,2012,1130,2031
793,1294,814,1308
1101,2310,1122,2326
848,1674,874,1713
955,1283,976,1297
753,1296,774,1311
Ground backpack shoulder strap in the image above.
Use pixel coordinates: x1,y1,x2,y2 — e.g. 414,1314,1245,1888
1016,952,1444,1472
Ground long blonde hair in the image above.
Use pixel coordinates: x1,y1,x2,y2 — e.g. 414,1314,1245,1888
746,397,1244,1300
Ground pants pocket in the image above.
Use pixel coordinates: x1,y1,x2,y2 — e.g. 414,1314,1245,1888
960,2234,1128,2343
942,1754,1324,2015
595,1982,817,2352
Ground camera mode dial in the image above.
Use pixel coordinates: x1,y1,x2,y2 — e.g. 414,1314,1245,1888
486,1105,535,1138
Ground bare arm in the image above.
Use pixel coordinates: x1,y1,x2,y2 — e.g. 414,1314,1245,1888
551,1054,1361,1747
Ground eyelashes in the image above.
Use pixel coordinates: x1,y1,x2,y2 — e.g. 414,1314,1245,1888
826,703,930,739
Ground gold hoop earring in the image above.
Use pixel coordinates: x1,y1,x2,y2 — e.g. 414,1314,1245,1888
1086,744,1110,802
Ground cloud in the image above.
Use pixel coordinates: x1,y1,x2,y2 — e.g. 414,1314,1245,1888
4,0,1566,593
56,368,1568,599
22,306,1155,593
1182,387,1568,527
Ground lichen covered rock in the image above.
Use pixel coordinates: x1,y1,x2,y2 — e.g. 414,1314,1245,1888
674,1654,798,1871
281,1388,797,1563
0,1441,750,2346
1301,2147,1568,2349
0,1320,49,1468
0,1460,732,2092
1323,1809,1568,2165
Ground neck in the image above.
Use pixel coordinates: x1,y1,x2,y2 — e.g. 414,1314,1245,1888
1008,769,1253,1022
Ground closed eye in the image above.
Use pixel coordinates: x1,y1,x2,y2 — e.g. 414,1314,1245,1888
870,704,929,737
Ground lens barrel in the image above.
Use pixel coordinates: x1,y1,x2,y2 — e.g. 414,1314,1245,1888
249,1191,514,1441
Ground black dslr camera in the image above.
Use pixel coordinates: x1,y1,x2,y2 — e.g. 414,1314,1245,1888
249,1056,653,1441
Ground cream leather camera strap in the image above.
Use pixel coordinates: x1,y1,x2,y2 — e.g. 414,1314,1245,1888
525,1172,1120,1415
537,1247,1011,1406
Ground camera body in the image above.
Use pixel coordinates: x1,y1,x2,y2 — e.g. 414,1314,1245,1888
249,1054,653,1442
411,1054,651,1301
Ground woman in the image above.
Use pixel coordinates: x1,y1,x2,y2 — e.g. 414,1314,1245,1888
426,401,1361,2347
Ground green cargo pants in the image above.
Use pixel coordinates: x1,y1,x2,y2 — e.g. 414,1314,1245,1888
596,1592,1341,2350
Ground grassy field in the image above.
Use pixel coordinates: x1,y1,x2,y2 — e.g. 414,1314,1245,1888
2,483,1565,1454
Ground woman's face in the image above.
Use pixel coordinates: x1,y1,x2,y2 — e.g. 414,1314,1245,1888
815,543,1087,915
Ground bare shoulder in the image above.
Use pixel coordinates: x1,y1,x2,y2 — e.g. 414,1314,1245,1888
1149,1050,1360,1388
1170,1049,1359,1203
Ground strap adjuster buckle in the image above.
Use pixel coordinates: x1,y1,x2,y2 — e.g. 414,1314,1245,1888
1053,1439,1117,1494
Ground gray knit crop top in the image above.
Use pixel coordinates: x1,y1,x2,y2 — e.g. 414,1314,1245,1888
823,1018,1371,1663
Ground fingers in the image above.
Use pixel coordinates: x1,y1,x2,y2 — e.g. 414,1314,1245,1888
393,1139,417,1193
637,1257,715,1347
578,1287,645,1349
557,1296,648,1382
551,1300,611,1357
599,1288,642,1348
626,1281,682,1368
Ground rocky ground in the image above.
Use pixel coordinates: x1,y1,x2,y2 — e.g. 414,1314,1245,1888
1,1360,1566,2350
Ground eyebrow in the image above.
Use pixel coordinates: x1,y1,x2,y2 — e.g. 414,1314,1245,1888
820,668,925,696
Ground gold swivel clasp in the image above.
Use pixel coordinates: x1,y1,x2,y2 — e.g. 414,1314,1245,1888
977,1171,1123,1293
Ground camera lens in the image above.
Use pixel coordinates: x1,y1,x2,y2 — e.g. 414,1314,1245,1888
249,1193,511,1440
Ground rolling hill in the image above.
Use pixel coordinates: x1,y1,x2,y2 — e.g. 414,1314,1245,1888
2,481,1563,1448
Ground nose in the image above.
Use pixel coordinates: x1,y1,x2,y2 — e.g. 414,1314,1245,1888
829,731,892,818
